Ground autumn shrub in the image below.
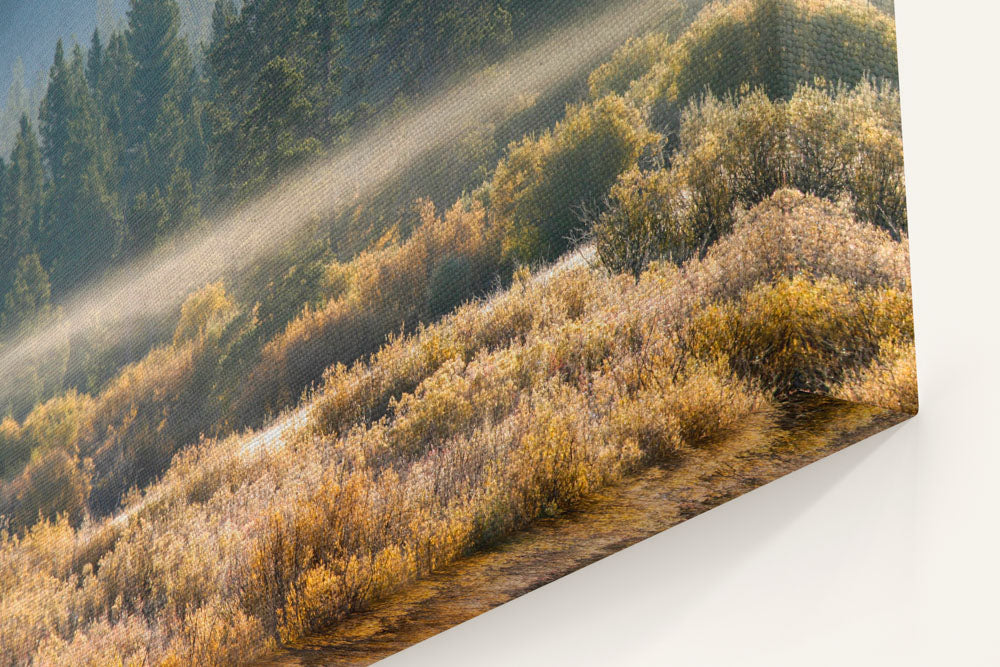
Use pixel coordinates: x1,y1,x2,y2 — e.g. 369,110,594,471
0,417,29,480
835,339,918,414
0,207,913,663
689,190,911,301
588,33,671,99
491,94,657,263
233,261,782,648
172,282,238,345
590,167,692,279
0,448,92,530
231,198,500,426
685,274,913,393
785,80,906,237
636,0,898,136
308,258,606,440
20,390,95,457
682,79,904,236
81,341,208,514
596,80,906,276
609,353,773,460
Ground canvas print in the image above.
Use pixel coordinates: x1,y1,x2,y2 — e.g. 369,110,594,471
0,0,915,664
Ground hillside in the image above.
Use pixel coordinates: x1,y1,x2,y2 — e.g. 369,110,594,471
0,1,912,664
0,186,915,664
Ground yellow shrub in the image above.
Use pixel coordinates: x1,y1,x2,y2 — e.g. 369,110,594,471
589,33,671,99
638,0,898,134
173,282,237,345
689,189,911,303
21,390,95,457
492,95,657,263
686,275,913,393
835,339,918,414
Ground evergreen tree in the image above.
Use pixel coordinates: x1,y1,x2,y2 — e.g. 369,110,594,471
124,0,201,246
39,44,123,290
97,31,134,142
86,29,104,92
1,253,51,332
39,41,71,183
206,0,348,197
236,56,320,192
0,116,45,295
127,0,189,135
0,58,31,159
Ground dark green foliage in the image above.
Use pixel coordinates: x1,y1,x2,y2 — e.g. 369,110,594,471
1,116,45,293
370,0,514,93
1,254,51,331
86,30,103,92
205,0,349,199
39,43,123,290
123,0,202,248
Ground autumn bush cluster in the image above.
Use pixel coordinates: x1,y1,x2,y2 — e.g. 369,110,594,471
0,284,241,528
592,80,906,278
0,184,915,664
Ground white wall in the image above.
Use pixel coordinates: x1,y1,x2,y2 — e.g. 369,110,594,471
383,2,1000,664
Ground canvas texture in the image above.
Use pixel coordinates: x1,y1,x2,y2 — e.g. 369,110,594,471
0,0,913,664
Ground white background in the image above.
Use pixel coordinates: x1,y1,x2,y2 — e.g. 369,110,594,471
383,2,1000,665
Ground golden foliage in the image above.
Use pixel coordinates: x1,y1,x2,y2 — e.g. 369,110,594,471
173,282,237,346
491,94,658,262
835,339,918,414
588,33,671,100
686,274,912,392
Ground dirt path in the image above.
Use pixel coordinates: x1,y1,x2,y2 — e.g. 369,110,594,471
255,397,908,666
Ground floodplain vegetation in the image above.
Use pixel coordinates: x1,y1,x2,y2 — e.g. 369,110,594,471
0,1,915,664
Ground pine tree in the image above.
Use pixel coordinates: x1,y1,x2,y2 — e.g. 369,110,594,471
95,31,135,165
237,56,320,192
206,0,348,196
86,29,104,92
127,0,189,135
1,115,45,295
39,43,123,290
40,41,71,184
0,58,31,159
124,0,201,244
0,253,51,332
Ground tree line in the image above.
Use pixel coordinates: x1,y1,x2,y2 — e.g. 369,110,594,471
0,0,617,339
